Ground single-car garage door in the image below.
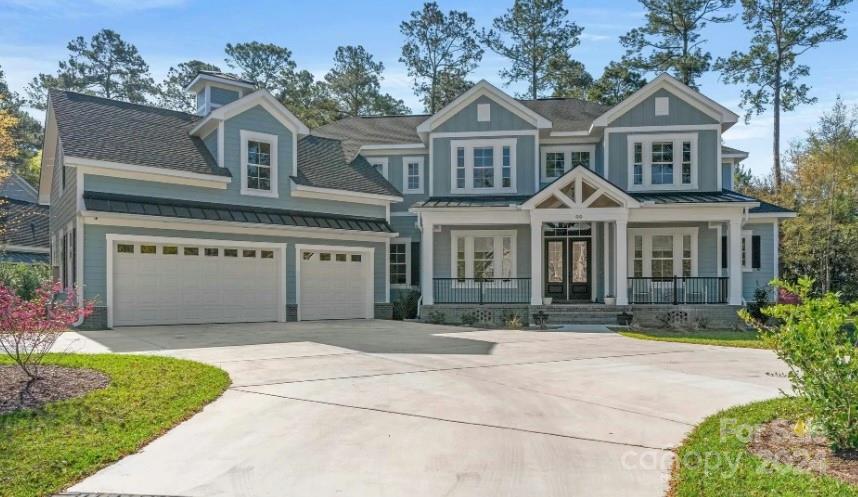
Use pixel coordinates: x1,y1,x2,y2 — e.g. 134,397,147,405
299,248,372,320
112,240,283,326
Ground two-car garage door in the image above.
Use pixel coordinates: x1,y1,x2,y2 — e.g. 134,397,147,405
111,239,373,326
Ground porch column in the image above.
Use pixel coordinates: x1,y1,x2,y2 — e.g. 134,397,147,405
530,219,543,305
615,219,628,305
421,218,434,305
728,217,743,305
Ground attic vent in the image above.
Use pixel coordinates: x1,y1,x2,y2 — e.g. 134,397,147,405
477,103,490,122
655,97,669,116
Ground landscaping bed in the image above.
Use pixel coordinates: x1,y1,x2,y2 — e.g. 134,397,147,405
0,353,230,497
669,398,858,497
0,365,109,413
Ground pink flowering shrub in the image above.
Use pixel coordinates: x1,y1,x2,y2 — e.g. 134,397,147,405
0,281,94,378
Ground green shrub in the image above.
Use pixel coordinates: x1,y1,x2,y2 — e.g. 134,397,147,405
392,290,420,320
426,310,445,325
741,277,858,452
460,312,478,326
503,312,523,329
746,286,771,322
0,262,51,300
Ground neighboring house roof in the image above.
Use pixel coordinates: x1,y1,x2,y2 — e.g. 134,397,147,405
313,115,429,158
0,251,49,264
83,191,394,233
293,135,401,197
0,173,38,203
629,190,759,204
48,89,230,177
0,197,50,248
721,145,749,159
519,98,609,133
412,195,533,208
750,199,795,214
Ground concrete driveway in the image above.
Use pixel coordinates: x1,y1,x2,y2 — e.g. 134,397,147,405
55,320,789,497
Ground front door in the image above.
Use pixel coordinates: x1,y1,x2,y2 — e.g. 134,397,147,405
544,238,591,302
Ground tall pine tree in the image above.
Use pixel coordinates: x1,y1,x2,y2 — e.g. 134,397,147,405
325,45,409,117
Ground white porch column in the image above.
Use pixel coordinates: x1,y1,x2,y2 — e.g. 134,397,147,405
421,218,434,305
728,217,743,305
530,219,543,305
615,220,628,305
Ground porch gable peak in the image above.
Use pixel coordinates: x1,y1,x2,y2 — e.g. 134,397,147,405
521,165,640,211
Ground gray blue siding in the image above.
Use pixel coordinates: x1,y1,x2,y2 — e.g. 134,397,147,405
433,225,531,278
742,223,776,301
435,95,536,133
376,154,429,212
210,87,240,107
431,134,536,196
608,89,718,128
721,163,733,190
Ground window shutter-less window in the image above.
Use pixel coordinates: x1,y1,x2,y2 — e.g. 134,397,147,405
721,236,727,269
752,235,761,270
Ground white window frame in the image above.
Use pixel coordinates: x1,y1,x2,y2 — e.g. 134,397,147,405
741,230,753,272
402,156,424,194
390,238,411,288
366,156,389,179
626,133,698,191
240,130,278,198
628,227,699,277
449,138,517,194
541,144,596,180
450,230,517,285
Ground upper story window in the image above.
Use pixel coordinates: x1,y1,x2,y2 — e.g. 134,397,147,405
627,133,697,190
240,130,278,198
450,138,516,193
403,156,424,194
366,157,388,179
541,145,595,181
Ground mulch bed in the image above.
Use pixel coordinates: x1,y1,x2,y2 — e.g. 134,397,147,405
749,418,858,486
0,365,109,413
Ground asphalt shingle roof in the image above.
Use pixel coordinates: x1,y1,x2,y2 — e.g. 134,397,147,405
721,145,748,157
0,197,50,248
312,115,429,159
519,98,609,132
83,191,394,233
294,135,401,197
49,89,229,177
0,251,49,264
0,174,38,203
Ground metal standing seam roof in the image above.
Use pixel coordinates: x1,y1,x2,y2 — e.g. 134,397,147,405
83,191,394,233
629,189,760,204
412,195,533,208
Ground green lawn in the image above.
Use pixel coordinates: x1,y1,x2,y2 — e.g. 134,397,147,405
670,397,858,497
618,329,768,349
0,354,230,497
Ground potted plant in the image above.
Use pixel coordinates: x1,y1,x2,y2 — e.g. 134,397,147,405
604,294,616,306
616,311,633,326
542,297,553,305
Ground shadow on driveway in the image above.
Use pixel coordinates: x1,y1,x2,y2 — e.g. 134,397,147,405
75,320,498,356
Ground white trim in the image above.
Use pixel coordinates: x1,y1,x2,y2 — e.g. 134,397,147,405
361,143,426,151
217,122,225,168
607,124,721,134
289,181,401,204
190,90,310,137
603,222,610,297
402,156,425,194
67,156,231,188
449,138,517,194
365,156,389,179
184,73,256,93
627,227,699,278
428,136,434,197
748,211,796,219
417,80,551,133
741,229,754,272
105,234,287,328
431,129,538,139
626,133,698,191
522,165,639,210
240,130,279,198
549,130,592,137
541,144,597,181
772,221,779,280
390,237,412,288
82,213,398,242
450,229,518,281
710,222,724,277
295,243,375,321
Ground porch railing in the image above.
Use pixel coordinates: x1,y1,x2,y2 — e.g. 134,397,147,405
627,277,729,304
433,278,531,304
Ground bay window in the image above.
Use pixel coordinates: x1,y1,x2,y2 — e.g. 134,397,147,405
541,144,596,180
450,139,517,193
452,230,516,281
628,228,698,278
626,133,697,190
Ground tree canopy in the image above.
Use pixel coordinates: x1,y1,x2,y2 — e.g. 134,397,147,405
157,60,221,112
587,62,647,106
325,45,409,117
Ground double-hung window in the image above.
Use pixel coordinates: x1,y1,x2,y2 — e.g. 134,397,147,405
541,145,595,181
627,134,697,190
450,139,516,193
628,228,698,278
452,230,516,281
240,130,278,197
402,156,424,194
390,241,409,286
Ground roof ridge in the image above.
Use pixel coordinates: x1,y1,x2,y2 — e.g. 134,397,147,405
49,88,198,120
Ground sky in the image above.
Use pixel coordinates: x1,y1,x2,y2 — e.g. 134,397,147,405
1,0,856,178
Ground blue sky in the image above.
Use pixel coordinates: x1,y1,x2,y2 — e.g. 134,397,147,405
1,0,856,178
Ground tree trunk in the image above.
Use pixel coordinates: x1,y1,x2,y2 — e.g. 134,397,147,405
773,65,783,189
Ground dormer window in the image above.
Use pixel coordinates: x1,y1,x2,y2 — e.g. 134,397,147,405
627,133,697,190
240,130,278,197
450,138,516,193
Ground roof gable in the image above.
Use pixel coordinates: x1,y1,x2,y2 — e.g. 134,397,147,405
417,80,551,133
522,165,639,210
190,90,310,137
0,174,38,203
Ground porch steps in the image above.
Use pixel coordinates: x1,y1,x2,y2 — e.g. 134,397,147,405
532,305,622,325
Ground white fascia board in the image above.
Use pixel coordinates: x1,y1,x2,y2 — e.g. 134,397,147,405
416,209,531,225
722,152,749,160
82,212,399,241
67,156,231,188
747,212,797,220
592,74,740,128
629,204,750,222
289,180,403,204
521,166,640,209
360,143,427,151
183,73,256,93
189,90,310,136
548,130,592,137
38,102,59,205
416,80,551,133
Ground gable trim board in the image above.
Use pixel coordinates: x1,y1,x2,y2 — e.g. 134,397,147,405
417,80,552,134
68,156,231,189
289,181,403,205
184,73,256,93
522,165,640,210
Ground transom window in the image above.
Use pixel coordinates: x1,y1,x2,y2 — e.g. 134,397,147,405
402,156,424,194
450,139,516,193
541,145,595,180
452,231,516,281
629,229,698,278
240,130,278,197
627,134,697,190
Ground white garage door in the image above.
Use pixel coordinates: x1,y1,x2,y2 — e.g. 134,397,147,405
113,240,282,326
299,248,372,320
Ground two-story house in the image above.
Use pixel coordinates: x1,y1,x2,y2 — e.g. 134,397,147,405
38,71,792,329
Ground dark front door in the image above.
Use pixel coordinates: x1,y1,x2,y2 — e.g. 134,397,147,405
544,238,591,302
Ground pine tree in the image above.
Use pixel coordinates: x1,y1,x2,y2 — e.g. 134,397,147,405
157,60,222,112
